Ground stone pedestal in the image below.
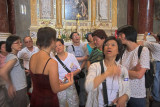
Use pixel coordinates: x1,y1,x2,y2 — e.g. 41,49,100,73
0,33,11,41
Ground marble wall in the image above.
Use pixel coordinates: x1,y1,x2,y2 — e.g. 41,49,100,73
14,0,31,39
117,0,127,27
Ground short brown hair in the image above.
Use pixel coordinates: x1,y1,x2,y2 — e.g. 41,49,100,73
92,29,108,39
36,27,56,48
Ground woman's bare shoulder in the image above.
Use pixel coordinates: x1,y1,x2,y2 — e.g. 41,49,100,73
48,58,58,67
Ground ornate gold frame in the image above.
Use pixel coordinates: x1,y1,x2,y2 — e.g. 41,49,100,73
30,0,117,41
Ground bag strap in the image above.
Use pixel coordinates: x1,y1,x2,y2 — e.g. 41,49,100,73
100,61,108,107
138,46,143,59
55,55,71,73
72,45,75,52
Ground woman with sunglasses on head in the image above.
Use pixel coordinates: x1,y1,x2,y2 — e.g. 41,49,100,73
29,27,74,107
0,35,29,107
85,36,130,107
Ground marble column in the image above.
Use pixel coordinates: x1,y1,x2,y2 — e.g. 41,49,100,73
7,0,16,34
138,0,154,34
0,0,9,33
56,0,62,29
0,0,11,41
127,0,134,25
91,0,96,27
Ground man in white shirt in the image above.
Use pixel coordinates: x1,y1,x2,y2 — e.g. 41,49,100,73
18,36,39,91
67,32,88,107
117,25,150,107
138,32,160,107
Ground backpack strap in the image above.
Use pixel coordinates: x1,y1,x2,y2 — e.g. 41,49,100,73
100,61,108,107
55,55,71,73
138,46,143,59
72,45,75,52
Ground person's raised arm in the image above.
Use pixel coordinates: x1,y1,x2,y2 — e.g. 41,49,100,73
0,58,17,98
49,59,74,93
93,65,120,89
0,59,17,85
85,63,120,92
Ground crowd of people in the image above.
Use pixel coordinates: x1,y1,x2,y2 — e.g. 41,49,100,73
0,25,160,107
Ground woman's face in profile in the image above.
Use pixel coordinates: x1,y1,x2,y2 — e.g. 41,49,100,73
11,39,22,52
103,40,119,59
88,34,93,42
55,41,64,54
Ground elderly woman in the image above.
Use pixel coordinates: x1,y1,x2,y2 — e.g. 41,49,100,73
87,29,107,70
0,35,29,107
85,36,130,107
53,38,80,107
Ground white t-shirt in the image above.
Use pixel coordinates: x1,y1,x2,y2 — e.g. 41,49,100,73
17,46,39,69
98,76,119,106
53,53,81,80
120,46,150,98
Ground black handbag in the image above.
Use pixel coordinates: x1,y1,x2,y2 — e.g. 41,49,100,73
74,68,85,80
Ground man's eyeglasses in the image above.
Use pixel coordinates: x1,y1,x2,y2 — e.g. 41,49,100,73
73,35,80,38
25,41,33,44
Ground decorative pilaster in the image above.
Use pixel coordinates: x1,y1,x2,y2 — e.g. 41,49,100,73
56,0,62,28
112,0,117,27
91,0,96,27
30,0,37,26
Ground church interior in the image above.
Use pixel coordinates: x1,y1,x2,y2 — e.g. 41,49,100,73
1,0,160,41
0,0,160,107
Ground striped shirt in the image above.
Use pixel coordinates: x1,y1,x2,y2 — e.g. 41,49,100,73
88,48,103,64
144,41,160,61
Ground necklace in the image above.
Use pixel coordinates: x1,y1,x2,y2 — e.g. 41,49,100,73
42,49,50,55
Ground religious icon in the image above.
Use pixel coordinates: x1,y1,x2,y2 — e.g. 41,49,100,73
65,0,88,20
